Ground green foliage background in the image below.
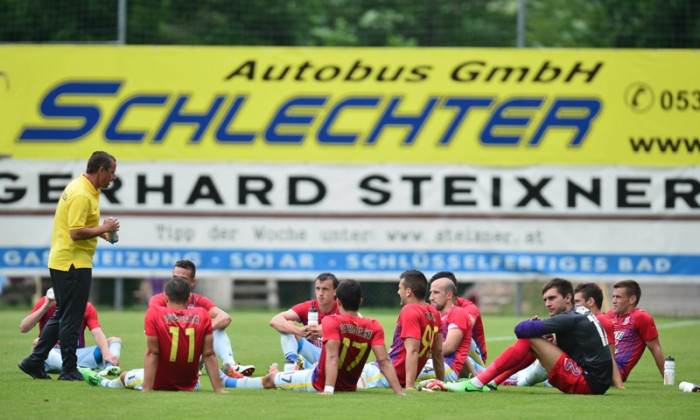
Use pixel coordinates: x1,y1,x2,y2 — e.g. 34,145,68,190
1,0,698,47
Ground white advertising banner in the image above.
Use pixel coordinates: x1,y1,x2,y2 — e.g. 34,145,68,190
1,160,698,281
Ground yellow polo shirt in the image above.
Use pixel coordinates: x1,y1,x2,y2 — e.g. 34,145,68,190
48,174,101,270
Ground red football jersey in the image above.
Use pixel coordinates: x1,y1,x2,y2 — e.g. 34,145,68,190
441,305,472,375
595,312,615,348
456,296,487,362
387,303,442,386
606,308,659,381
33,297,100,348
144,305,213,391
312,314,386,392
149,292,216,312
291,299,339,325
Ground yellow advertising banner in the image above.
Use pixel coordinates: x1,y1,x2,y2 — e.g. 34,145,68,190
0,45,698,165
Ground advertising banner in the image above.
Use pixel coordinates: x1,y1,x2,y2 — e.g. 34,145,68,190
1,46,698,165
1,46,697,281
1,161,698,281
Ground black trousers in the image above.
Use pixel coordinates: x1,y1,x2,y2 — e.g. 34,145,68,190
27,265,91,374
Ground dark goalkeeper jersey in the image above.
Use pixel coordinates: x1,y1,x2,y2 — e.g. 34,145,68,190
542,306,613,394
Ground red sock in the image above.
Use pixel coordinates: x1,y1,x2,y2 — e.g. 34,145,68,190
477,339,536,385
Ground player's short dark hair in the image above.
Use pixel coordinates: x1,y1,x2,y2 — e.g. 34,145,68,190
165,276,190,303
613,279,642,304
86,151,116,174
542,277,574,302
574,282,604,309
400,269,428,300
174,259,196,278
336,279,362,311
430,271,457,285
316,272,339,289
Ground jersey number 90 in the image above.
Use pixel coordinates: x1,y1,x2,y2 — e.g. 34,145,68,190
418,325,439,358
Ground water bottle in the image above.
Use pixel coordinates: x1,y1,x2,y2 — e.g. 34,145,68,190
679,381,700,392
308,303,318,326
664,356,675,385
107,216,118,244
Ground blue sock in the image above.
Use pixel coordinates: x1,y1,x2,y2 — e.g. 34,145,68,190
218,369,238,388
281,333,298,363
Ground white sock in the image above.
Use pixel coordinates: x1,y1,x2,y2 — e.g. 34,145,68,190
45,348,63,372
107,341,122,366
213,329,235,366
235,377,264,389
470,377,484,388
521,362,549,386
106,378,124,388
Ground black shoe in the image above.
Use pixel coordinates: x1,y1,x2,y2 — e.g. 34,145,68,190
19,359,51,380
58,369,84,381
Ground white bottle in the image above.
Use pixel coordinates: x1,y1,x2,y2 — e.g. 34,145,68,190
308,303,319,326
679,381,700,392
664,356,675,385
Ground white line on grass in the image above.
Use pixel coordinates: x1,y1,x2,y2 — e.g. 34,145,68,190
657,320,700,329
487,320,700,342
488,335,516,342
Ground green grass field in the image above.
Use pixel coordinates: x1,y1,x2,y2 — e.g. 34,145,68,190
1,306,699,420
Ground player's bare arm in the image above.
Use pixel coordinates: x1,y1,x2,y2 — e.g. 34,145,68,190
442,328,463,355
269,309,305,336
431,333,445,381
373,345,406,396
303,324,322,340
322,339,341,395
461,355,479,378
70,216,119,241
90,327,118,366
141,336,160,392
403,337,421,390
19,298,55,333
209,307,232,330
609,343,625,389
645,338,666,378
202,334,226,393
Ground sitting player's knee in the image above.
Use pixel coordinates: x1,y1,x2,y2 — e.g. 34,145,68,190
262,373,276,389
119,371,128,386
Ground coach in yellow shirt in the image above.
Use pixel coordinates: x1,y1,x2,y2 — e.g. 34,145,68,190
19,151,120,381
